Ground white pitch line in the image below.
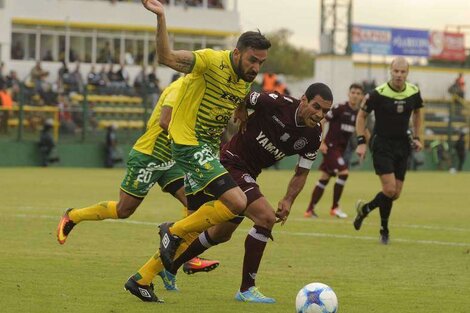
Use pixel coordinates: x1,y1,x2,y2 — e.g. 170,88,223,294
13,207,470,233
9,213,470,247
289,217,470,233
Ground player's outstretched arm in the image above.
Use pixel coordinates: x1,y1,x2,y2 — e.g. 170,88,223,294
276,166,310,225
142,0,194,73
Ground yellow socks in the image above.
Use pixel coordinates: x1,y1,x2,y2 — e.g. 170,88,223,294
135,251,164,286
170,200,236,238
68,201,118,223
135,232,198,286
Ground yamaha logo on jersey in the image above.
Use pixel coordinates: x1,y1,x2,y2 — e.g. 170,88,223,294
293,137,307,150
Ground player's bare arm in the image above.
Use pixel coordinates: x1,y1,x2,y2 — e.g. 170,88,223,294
412,108,423,151
233,103,248,133
143,0,194,73
276,166,310,225
319,121,329,154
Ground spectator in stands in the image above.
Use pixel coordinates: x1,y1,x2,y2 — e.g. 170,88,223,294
38,119,60,167
115,63,130,87
29,61,49,96
0,80,13,134
108,63,120,83
98,65,110,87
454,129,467,172
5,70,21,101
148,49,156,64
71,62,85,93
448,73,465,99
133,65,148,94
455,73,465,99
104,123,122,168
57,94,76,134
147,65,161,103
57,61,70,93
87,65,98,85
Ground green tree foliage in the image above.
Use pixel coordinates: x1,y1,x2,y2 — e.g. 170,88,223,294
263,29,315,78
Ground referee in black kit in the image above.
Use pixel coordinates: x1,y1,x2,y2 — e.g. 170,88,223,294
353,57,423,244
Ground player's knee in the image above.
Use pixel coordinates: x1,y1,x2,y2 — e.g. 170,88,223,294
222,189,247,214
255,211,276,229
382,186,396,199
206,227,233,244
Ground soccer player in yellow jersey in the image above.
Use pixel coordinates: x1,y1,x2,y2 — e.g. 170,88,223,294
56,79,219,302
141,0,271,290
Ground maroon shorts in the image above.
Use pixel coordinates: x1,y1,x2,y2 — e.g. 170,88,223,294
319,148,348,175
220,151,264,224
222,162,263,207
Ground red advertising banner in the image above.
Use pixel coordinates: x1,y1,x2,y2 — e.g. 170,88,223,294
429,31,466,61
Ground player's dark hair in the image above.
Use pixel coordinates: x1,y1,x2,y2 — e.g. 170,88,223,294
305,83,333,102
349,83,364,92
236,30,271,51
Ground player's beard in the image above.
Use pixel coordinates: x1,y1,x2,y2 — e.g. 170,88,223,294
237,58,257,82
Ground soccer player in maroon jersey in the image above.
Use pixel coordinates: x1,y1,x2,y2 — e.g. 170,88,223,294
159,83,333,303
304,83,365,218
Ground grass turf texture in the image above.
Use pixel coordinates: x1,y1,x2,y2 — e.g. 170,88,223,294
1,168,469,313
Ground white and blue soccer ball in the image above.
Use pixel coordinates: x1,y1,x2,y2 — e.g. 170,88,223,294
295,282,338,313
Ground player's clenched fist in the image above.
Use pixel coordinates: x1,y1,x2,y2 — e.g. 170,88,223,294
141,0,164,15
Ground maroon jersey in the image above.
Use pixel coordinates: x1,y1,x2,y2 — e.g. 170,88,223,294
324,102,358,151
220,91,322,178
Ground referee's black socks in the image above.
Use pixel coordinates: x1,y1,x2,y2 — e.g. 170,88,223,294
364,192,393,216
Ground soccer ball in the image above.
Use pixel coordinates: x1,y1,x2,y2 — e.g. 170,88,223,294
295,282,338,313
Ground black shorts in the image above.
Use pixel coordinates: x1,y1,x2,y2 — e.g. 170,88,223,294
370,135,411,181
186,173,238,211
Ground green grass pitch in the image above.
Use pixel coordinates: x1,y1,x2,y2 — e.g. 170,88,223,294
1,168,469,313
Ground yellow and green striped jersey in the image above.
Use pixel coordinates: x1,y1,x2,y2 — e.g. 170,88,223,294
168,49,251,149
133,78,182,161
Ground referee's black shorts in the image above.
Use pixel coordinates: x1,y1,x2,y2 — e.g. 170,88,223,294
370,135,411,181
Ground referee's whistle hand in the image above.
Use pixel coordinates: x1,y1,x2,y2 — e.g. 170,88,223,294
356,144,367,160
